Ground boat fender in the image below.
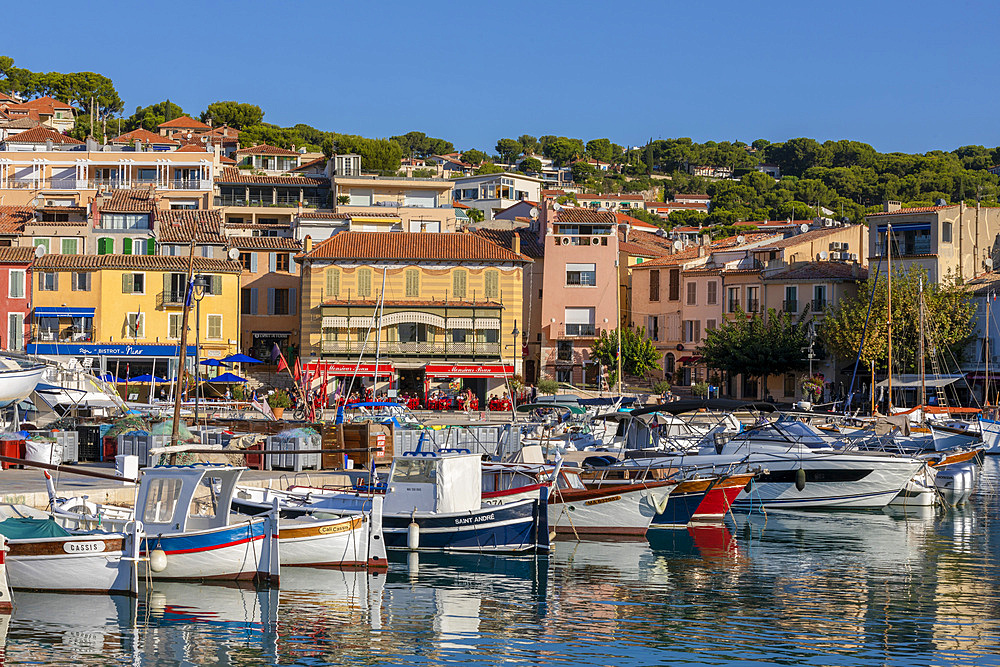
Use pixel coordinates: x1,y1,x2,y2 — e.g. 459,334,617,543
653,491,671,516
795,468,806,492
149,549,168,573
407,522,420,551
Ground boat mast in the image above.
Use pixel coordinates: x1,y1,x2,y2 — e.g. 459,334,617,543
372,268,387,397
615,233,622,398
987,291,991,406
886,223,893,413
169,242,197,463
918,277,926,409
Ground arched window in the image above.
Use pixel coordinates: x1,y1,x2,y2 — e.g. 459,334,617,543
664,353,675,375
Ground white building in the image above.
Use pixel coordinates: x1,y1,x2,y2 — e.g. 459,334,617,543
452,172,543,220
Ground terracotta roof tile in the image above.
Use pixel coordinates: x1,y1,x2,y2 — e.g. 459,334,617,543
99,189,156,213
473,228,543,259
235,144,300,156
295,212,347,220
753,227,855,250
577,193,643,201
322,298,501,308
765,261,867,281
175,144,211,153
3,126,83,145
291,156,327,171
8,96,73,112
868,205,955,217
228,236,302,250
615,212,658,229
157,115,211,130
0,117,42,130
554,207,617,224
111,128,180,145
304,231,529,263
35,254,241,273
0,246,36,263
157,209,225,243
0,206,35,234
216,167,327,186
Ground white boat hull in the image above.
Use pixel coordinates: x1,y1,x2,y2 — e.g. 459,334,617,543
548,484,669,535
0,364,45,408
979,418,1000,454
141,520,276,581
5,534,135,593
279,512,387,568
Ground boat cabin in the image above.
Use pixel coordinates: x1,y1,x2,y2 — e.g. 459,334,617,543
481,462,586,494
336,401,421,428
383,451,483,515
136,465,247,535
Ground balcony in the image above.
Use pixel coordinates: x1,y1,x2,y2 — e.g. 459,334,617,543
215,196,327,208
783,300,798,312
321,340,501,358
728,300,740,313
746,299,760,313
157,290,186,309
552,324,600,339
811,299,827,312
34,328,94,343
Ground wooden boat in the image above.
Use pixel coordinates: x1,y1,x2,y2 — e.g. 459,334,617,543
690,472,756,520
267,498,387,570
0,513,141,594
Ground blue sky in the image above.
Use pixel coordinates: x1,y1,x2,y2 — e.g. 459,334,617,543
4,0,998,154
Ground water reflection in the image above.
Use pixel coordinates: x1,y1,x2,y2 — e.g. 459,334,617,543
3,462,1000,665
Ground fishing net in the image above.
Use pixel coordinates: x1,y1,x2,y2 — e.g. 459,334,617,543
105,414,151,439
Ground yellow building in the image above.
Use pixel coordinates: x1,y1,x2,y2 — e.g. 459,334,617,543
299,231,529,403
28,254,242,381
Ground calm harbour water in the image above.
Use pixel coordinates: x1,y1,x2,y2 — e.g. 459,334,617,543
4,460,1000,666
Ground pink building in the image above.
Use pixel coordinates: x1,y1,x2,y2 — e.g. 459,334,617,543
538,206,620,386
0,245,34,351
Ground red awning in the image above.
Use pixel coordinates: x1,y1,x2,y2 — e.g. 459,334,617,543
425,364,515,378
676,355,703,364
303,362,394,378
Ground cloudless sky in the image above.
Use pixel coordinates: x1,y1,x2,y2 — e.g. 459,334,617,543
4,0,999,154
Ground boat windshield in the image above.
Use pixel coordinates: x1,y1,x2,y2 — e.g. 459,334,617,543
142,478,183,524
559,472,587,490
391,458,437,484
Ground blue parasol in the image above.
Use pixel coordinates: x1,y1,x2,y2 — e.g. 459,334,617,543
208,372,247,383
220,354,262,364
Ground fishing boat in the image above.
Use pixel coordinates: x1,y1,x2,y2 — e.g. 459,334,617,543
0,356,46,409
49,464,280,582
233,450,550,554
0,506,141,594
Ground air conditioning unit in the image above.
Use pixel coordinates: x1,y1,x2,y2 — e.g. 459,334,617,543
592,236,601,245
850,253,858,261
561,236,571,245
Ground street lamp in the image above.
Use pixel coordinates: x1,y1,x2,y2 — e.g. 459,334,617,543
191,274,211,421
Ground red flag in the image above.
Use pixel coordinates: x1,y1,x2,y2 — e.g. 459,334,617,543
294,358,302,382
275,351,289,373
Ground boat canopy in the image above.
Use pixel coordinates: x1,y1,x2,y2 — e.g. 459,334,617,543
0,517,72,539
631,399,778,416
135,464,247,535
383,451,482,515
515,403,586,414
875,374,963,388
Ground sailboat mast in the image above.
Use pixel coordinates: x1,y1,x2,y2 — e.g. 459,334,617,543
918,277,926,409
886,224,893,412
987,291,991,406
169,242,197,463
373,268,387,398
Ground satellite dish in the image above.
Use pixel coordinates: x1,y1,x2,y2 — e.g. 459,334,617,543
529,206,539,220
820,250,828,260
597,206,609,212
736,235,746,244
673,240,683,251
34,245,46,259
800,223,810,233
986,257,994,270
552,203,563,211
228,247,240,261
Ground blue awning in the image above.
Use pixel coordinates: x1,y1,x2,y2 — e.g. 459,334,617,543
34,307,96,318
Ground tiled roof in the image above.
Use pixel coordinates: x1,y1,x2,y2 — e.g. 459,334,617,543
11,96,73,112
629,233,780,270
619,229,673,257
175,144,211,153
966,273,1000,295
235,144,299,156
111,128,180,145
577,193,643,201
216,167,327,186
220,155,236,164
0,206,35,234
554,207,617,224
765,262,867,282
0,246,36,264
157,115,211,130
868,205,955,217
227,236,302,250
344,211,401,219
303,231,529,263
157,209,225,243
753,227,852,250
295,212,347,220
712,232,779,249
674,194,710,200
473,228,544,259
34,254,241,273
99,189,156,213
4,126,83,145
615,212,658,229
0,117,41,130
292,156,327,171
628,247,700,269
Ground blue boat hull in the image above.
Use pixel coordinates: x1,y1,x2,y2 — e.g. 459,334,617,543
650,489,707,528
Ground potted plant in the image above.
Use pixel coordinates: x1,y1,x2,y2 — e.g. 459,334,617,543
267,389,292,419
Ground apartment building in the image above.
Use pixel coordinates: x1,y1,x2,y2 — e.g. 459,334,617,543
299,232,528,405
452,173,543,221
0,246,34,351
229,235,302,361
333,174,456,232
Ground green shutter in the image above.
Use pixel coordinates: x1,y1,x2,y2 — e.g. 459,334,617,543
485,270,499,299
122,238,133,255
405,269,419,297
358,268,371,297
147,238,156,255
122,273,133,293
326,268,339,298
453,270,466,299
211,275,222,295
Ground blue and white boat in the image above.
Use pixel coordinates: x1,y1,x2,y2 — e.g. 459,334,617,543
233,451,549,554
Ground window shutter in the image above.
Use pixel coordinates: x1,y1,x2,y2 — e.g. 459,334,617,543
85,273,91,291
211,275,222,295
359,268,371,297
326,268,337,297
289,257,297,275
267,288,275,315
122,273,132,293
453,271,466,299
162,273,172,297
145,238,154,255
695,320,701,342
52,272,57,291
122,238,133,255
250,253,258,273
485,270,499,299
268,253,277,272
405,269,419,297
249,287,258,314
289,288,297,315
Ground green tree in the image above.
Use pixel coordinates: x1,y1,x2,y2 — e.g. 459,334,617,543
391,131,453,158
464,207,485,223
517,134,538,155
519,157,542,173
474,161,504,175
542,136,585,165
461,148,488,165
699,308,811,399
201,101,264,129
495,138,522,164
125,100,186,131
819,267,975,374
571,161,597,184
590,328,661,387
586,138,615,163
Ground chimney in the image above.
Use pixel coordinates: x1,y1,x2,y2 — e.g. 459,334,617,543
134,139,142,152
304,235,313,253
85,136,99,152
45,139,53,151
698,244,706,258
512,232,521,255
884,200,901,213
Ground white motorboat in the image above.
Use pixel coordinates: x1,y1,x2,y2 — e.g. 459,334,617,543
0,356,46,409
